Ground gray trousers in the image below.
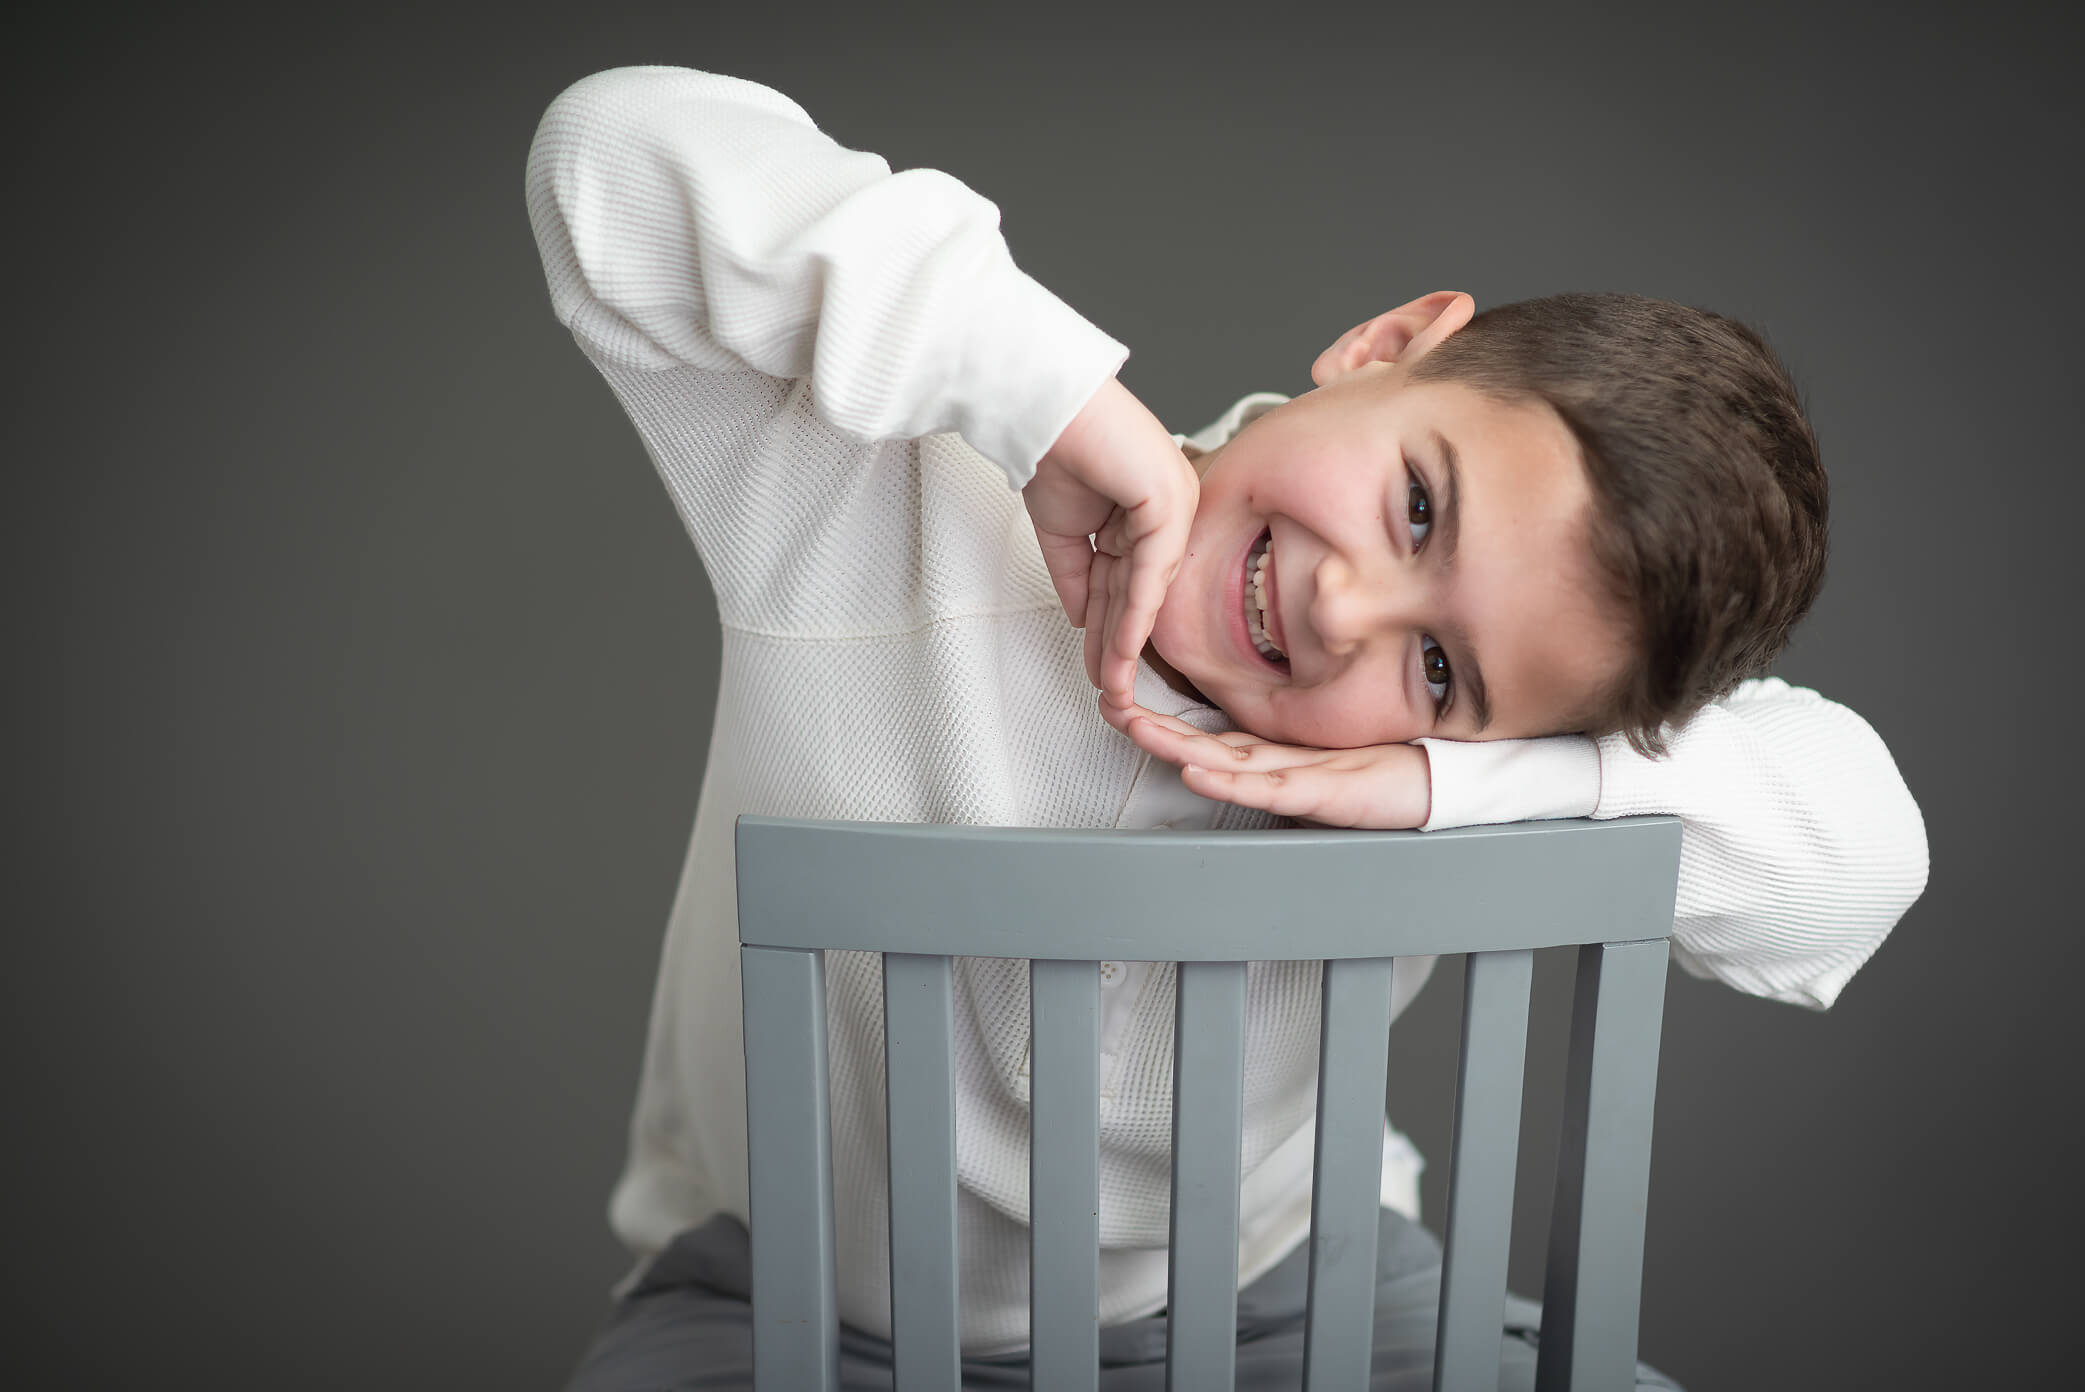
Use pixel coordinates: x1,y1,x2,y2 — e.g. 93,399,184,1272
564,1208,1681,1390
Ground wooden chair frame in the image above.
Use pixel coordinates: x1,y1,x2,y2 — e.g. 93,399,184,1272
737,815,1680,1391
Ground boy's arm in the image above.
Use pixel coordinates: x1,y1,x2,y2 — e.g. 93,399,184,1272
526,66,1196,686
524,65,1127,489
1108,676,1929,1010
1565,677,1927,1010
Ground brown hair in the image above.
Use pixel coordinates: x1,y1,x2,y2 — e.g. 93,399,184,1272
1408,292,1828,756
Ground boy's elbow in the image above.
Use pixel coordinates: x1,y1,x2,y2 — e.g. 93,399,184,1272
1884,780,1931,926
1844,706,1931,927
1795,734,1929,1010
1794,695,1930,925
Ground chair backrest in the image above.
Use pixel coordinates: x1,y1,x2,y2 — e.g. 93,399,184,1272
736,814,1681,1392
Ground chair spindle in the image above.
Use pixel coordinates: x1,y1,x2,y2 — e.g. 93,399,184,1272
883,952,962,1392
1434,948,1536,1392
1536,938,1670,1392
741,944,841,1392
1166,960,1251,1391
1029,958,1102,1392
1301,955,1399,1391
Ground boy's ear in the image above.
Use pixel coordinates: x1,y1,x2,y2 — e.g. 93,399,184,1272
1310,291,1476,388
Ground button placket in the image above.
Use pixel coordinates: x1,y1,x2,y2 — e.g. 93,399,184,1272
1095,959,1153,1104
1016,961,1151,1103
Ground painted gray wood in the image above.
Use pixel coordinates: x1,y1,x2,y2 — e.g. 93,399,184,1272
732,816,1683,1390
1434,948,1535,1392
882,952,960,1392
736,817,1681,960
1536,939,1671,1392
1301,955,1399,1392
1029,958,1101,1392
740,945,839,1392
1166,960,1249,1391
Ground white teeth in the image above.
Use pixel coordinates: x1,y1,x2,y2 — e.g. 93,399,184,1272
1245,534,1286,661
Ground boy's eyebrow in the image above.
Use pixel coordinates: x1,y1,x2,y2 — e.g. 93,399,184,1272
1432,429,1492,733
1458,633,1493,734
1445,614,1492,734
1434,429,1462,568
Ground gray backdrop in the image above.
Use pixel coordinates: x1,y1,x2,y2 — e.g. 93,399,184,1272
11,1,2081,1387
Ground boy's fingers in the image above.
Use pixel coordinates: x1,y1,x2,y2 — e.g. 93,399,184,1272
1179,764,1339,821
1097,701,1177,736
1109,575,1159,700
1102,701,1240,748
1032,525,1094,627
1116,712,1318,770
1088,471,1195,707
1105,548,1148,705
1093,511,1130,557
1116,565,1190,704
1180,755,1424,829
1125,716,1234,762
1181,763,1403,827
1089,538,1130,704
1081,553,1112,688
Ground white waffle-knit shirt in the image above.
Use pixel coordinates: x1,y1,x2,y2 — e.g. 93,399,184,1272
525,66,1930,1353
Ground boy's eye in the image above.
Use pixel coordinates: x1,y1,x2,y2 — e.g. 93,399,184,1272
1407,473,1432,548
1422,637,1452,710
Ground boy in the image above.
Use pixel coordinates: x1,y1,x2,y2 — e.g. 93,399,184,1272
527,65,1926,1390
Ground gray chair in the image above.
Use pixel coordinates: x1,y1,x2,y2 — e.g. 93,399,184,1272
736,814,1682,1391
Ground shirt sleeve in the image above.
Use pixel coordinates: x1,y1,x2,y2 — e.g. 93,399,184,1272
524,65,1128,486
1417,677,1929,1010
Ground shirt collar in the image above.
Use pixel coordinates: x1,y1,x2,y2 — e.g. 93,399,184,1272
1169,390,1291,462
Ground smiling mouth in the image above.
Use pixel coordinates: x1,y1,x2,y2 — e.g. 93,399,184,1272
1244,529,1289,666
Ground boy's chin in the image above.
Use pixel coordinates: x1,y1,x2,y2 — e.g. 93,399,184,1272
1142,643,1212,708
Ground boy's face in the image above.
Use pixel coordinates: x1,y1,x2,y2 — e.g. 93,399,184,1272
1147,362,1631,749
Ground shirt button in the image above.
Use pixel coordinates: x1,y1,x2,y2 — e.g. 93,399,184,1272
1099,961,1124,988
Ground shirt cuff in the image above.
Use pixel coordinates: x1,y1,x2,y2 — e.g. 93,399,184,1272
1413,735,1602,832
952,264,1131,489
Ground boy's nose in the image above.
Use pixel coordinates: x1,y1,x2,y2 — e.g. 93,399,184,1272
1310,550,1411,658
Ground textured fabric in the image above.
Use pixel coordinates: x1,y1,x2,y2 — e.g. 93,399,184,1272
562,1211,1685,1391
1590,679,1930,1008
1417,678,1929,1009
525,65,1930,1355
1415,734,1603,828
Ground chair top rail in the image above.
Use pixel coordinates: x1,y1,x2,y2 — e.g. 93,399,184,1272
735,815,1679,961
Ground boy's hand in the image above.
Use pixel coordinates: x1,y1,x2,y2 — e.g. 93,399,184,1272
1024,376,1199,709
1101,704,1433,829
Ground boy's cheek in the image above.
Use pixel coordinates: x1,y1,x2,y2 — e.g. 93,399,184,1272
1265,699,1423,752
